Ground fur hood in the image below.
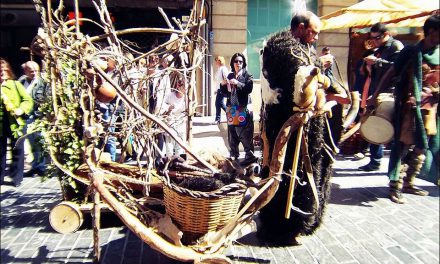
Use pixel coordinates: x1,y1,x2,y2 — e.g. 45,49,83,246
261,30,320,107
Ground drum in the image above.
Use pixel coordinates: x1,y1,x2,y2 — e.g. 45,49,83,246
360,93,395,144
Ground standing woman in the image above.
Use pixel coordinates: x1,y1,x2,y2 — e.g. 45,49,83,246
226,53,256,164
213,55,230,124
1,58,34,186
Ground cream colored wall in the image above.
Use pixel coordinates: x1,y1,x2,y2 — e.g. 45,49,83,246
317,0,358,89
208,0,356,118
210,0,262,118
209,0,249,116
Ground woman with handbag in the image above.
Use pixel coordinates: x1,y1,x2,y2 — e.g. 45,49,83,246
1,58,34,186
225,53,256,165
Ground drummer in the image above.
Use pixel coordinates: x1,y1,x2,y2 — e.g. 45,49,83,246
358,22,404,171
372,14,439,203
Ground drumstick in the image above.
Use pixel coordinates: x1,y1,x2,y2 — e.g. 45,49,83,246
339,122,361,144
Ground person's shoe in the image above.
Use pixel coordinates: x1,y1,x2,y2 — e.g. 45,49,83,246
359,163,380,171
353,152,365,160
228,155,239,161
124,156,133,162
390,190,406,204
402,185,429,196
241,155,258,166
34,169,45,176
13,179,23,187
24,169,35,177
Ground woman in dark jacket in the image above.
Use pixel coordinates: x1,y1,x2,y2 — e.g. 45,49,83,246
225,53,256,164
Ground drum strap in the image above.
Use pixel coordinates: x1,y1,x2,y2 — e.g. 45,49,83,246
360,75,371,109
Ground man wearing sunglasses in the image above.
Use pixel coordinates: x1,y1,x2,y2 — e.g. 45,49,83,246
359,23,404,172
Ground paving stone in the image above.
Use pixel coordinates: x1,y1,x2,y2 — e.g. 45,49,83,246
360,224,399,248
121,240,142,264
4,229,24,247
388,232,425,254
304,236,338,264
289,247,316,264
325,244,356,263
68,246,93,262
350,249,381,264
57,232,81,249
416,238,440,259
140,244,164,264
231,244,261,263
386,245,423,264
15,249,37,259
414,251,439,264
315,226,340,246
101,233,125,264
269,246,295,264
23,233,49,251
44,233,64,251
2,244,24,259
74,238,93,249
360,240,400,264
337,222,372,242
333,234,364,252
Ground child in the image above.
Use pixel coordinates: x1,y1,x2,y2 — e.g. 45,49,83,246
162,75,186,157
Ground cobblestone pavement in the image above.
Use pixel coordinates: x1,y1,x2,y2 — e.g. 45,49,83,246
1,117,439,264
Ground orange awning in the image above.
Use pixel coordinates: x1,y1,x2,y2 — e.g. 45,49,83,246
321,0,439,30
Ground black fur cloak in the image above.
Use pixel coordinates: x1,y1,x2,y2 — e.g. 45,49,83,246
259,30,333,243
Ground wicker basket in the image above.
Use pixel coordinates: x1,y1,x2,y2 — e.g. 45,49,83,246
163,183,245,243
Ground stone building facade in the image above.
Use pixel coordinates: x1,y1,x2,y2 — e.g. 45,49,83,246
207,0,358,116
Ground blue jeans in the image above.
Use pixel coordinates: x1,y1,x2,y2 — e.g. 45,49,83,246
369,144,383,166
215,90,227,121
26,116,46,173
1,117,25,185
99,105,117,162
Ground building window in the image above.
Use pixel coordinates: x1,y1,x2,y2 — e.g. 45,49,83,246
246,0,317,78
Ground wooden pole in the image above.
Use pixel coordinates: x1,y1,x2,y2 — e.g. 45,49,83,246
92,188,101,263
284,122,304,219
74,0,80,36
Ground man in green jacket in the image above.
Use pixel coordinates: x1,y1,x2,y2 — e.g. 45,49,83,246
374,15,439,203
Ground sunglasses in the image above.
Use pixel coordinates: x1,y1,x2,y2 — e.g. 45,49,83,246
234,60,243,64
370,34,383,40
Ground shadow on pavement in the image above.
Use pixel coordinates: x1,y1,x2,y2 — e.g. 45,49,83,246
1,246,85,264
333,170,388,176
330,183,439,206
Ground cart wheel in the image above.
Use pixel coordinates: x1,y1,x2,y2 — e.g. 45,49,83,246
49,201,84,234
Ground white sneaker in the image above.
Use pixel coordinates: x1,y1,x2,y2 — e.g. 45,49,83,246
353,152,365,160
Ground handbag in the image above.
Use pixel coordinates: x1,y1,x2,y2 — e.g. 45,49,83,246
226,105,247,126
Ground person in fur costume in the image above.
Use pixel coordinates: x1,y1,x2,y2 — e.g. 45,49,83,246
258,11,335,244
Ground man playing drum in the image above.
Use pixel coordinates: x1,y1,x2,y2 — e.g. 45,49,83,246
373,14,439,203
359,23,404,171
